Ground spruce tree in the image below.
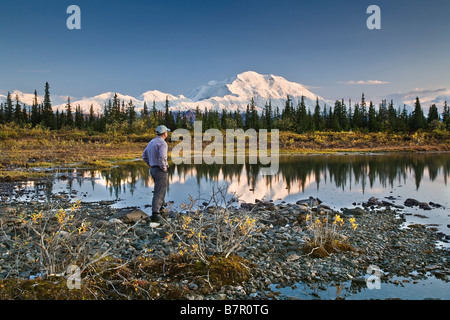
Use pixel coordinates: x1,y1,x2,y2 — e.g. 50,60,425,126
387,100,397,132
175,111,182,129
265,100,273,130
410,97,426,131
0,103,4,124
31,90,40,127
442,101,450,130
377,100,388,131
142,101,149,117
88,105,95,130
313,98,323,131
164,100,176,129
150,100,159,127
359,93,368,129
5,92,13,123
296,96,308,133
399,105,409,132
352,103,361,131
55,109,61,130
427,104,439,125
220,109,227,129
244,104,251,130
235,110,244,129
42,82,55,129
75,105,84,129
22,105,28,125
181,113,189,129
14,94,22,125
368,101,377,132
112,93,120,123
65,96,74,127
330,101,342,131
121,101,127,122
164,96,171,127
250,97,258,130
127,99,136,127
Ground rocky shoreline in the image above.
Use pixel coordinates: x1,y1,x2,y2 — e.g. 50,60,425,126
0,179,449,300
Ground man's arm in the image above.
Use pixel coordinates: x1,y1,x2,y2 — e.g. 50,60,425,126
158,142,168,171
142,145,150,166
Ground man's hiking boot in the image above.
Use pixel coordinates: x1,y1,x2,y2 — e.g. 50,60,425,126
150,213,166,224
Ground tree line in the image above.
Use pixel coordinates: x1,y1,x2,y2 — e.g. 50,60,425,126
1,82,449,134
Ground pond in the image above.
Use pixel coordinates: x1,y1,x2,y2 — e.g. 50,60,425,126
17,152,450,239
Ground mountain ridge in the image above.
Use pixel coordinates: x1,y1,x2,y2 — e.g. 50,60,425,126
1,71,449,114
1,71,324,115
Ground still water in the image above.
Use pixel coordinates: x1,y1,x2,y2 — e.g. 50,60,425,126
22,152,450,236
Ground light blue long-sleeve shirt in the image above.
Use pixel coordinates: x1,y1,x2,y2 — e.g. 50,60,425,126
142,136,168,170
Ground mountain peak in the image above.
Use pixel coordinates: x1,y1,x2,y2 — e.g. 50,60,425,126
7,71,325,114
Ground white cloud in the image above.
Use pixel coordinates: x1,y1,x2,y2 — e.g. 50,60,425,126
304,85,322,90
338,80,389,85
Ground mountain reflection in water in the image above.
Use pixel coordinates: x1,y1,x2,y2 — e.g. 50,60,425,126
22,153,448,210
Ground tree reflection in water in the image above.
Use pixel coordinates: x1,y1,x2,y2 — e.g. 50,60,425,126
98,153,450,199
31,153,449,204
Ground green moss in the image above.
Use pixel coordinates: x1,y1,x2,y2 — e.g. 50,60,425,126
0,170,50,182
303,240,355,258
207,255,252,286
0,277,96,300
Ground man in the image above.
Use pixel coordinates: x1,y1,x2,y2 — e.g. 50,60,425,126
142,125,170,223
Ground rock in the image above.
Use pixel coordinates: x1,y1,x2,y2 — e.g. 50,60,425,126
351,276,367,286
296,196,322,207
367,197,380,206
99,200,117,205
120,209,149,223
419,203,432,210
342,207,366,216
404,198,421,207
429,202,443,208
262,201,275,209
381,200,395,207
188,282,199,290
287,254,301,262
149,222,160,228
108,218,124,224
241,203,255,210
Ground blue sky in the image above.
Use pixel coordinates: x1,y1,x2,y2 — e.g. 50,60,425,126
1,0,449,103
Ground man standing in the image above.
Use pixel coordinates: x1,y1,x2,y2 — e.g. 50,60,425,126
142,125,171,223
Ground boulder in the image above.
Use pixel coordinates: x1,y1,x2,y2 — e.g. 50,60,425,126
296,196,322,207
119,209,149,223
342,207,366,216
404,198,421,207
404,198,432,210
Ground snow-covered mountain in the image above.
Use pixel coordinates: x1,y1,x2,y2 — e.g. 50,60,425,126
0,90,44,106
178,71,324,112
53,92,144,115
2,71,448,115
49,71,325,114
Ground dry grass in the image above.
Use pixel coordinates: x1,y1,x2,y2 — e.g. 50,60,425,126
1,126,449,173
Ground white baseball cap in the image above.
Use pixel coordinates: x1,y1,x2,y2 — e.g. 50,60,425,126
156,125,171,134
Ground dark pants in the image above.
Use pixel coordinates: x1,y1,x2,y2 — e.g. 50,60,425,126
150,167,168,216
